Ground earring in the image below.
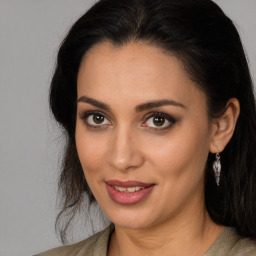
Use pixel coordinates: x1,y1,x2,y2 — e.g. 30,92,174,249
213,153,221,186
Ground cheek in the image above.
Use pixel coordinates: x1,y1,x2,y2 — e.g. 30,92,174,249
75,126,107,179
145,122,210,179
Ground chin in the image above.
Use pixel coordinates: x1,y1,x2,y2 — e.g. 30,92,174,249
103,207,159,230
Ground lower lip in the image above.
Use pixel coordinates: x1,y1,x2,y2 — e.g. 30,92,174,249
106,184,155,205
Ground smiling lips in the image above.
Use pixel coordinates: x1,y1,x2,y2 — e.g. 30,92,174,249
106,180,155,205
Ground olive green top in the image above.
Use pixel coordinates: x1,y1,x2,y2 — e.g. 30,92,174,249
35,225,256,256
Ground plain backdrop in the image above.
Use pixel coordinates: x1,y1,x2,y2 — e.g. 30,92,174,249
0,1,255,256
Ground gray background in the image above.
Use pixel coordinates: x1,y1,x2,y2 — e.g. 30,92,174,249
0,1,255,256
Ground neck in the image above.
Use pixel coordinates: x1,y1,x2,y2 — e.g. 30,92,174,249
108,207,224,256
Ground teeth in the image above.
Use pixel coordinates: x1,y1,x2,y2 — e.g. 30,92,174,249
127,187,136,192
114,186,144,193
116,186,126,192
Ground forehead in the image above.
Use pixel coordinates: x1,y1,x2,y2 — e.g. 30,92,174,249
77,41,206,110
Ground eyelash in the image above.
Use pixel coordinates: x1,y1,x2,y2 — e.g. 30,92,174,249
78,111,111,129
142,112,176,130
78,111,176,130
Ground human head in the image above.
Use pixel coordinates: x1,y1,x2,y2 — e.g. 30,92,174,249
50,0,256,242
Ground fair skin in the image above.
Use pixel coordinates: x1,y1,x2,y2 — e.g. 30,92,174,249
75,41,240,256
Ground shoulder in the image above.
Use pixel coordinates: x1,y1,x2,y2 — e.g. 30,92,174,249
228,236,256,256
34,225,114,256
205,227,256,256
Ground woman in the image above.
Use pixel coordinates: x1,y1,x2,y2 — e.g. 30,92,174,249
37,0,256,255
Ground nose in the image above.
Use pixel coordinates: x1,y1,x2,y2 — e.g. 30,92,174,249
107,126,144,172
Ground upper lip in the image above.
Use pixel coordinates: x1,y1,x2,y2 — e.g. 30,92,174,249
105,180,154,188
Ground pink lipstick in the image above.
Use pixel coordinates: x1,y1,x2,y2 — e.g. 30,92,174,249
105,180,155,205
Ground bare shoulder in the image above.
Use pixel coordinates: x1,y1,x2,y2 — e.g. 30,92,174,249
34,225,113,256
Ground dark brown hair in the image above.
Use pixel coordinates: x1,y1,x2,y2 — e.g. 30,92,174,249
50,0,256,243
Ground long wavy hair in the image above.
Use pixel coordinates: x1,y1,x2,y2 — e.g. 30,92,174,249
49,0,256,243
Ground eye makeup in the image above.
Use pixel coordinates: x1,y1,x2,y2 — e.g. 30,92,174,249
78,110,177,132
78,110,112,129
141,112,177,131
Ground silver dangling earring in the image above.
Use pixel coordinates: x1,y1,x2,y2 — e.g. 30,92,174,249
213,153,221,186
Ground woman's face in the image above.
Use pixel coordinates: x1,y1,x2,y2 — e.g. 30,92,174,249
76,41,215,230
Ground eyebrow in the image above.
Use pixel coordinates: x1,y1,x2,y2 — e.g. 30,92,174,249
135,99,186,112
77,96,185,112
77,96,111,111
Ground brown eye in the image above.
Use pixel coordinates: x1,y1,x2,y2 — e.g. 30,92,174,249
142,113,176,129
93,114,105,124
82,112,111,127
153,116,165,126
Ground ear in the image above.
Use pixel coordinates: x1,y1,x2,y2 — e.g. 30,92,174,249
209,98,240,154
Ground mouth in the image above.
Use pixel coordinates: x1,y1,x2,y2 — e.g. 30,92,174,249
113,186,145,193
105,180,155,205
